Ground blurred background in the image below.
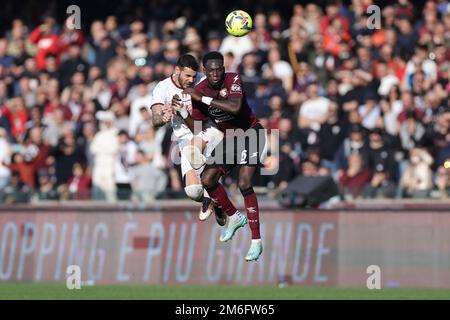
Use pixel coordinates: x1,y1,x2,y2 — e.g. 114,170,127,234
0,0,448,205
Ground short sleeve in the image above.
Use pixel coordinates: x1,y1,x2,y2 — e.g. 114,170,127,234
150,82,166,108
227,74,244,98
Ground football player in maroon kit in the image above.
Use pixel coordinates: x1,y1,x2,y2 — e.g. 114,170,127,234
179,51,266,261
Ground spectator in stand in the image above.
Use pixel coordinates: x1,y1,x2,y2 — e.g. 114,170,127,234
2,97,28,141
6,19,36,58
400,147,434,198
267,116,300,192
0,127,11,190
0,38,14,69
297,83,330,130
3,152,36,189
220,32,254,64
90,110,118,202
320,0,350,36
262,47,294,92
128,84,152,138
115,130,138,200
36,169,58,200
239,53,262,102
0,1,448,203
339,153,372,200
432,161,449,199
58,43,89,89
28,16,60,70
129,149,167,202
1,170,31,203
318,100,346,176
367,128,397,176
66,162,92,200
52,129,85,187
400,110,426,151
87,20,116,71
363,163,397,199
358,92,381,131
335,124,370,175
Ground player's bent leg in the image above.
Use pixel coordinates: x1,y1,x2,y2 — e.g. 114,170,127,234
182,145,206,170
199,192,215,221
203,189,227,226
184,169,215,221
184,183,203,202
182,136,207,170
201,168,247,242
213,203,227,226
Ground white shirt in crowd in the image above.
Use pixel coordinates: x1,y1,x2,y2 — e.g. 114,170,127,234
115,140,138,184
129,93,152,137
358,103,381,130
300,96,330,129
219,35,254,63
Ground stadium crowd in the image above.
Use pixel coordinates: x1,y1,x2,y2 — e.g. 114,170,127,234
0,0,449,203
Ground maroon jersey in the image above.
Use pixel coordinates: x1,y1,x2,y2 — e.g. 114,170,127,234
191,72,258,132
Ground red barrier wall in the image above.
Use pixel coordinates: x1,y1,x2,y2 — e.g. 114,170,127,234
0,204,449,288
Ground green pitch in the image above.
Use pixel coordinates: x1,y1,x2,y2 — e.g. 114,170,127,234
0,283,450,300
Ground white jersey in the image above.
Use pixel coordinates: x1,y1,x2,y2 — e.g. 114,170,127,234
150,74,204,139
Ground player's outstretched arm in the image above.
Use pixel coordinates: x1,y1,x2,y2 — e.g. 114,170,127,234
183,87,242,115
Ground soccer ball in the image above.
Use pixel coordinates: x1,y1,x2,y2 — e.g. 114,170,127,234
225,10,253,37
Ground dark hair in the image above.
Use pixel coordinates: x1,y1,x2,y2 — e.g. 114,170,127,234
176,54,199,71
202,51,224,66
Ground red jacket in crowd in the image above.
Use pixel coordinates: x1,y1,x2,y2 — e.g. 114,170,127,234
1,104,28,139
29,26,60,69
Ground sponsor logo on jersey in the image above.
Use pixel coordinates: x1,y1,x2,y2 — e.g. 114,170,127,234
209,107,234,122
230,84,242,92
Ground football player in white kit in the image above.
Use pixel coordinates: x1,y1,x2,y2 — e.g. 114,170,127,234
150,54,226,225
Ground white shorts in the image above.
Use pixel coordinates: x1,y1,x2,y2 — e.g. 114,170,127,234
178,125,224,178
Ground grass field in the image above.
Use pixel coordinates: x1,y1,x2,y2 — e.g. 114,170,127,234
0,284,450,300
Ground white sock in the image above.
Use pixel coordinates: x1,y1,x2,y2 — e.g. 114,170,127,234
251,239,262,245
229,211,242,222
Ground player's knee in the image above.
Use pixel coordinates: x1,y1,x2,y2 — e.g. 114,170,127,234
184,184,204,202
201,171,218,190
238,178,252,193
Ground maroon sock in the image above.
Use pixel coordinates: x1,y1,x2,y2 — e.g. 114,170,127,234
240,187,261,239
205,182,237,216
